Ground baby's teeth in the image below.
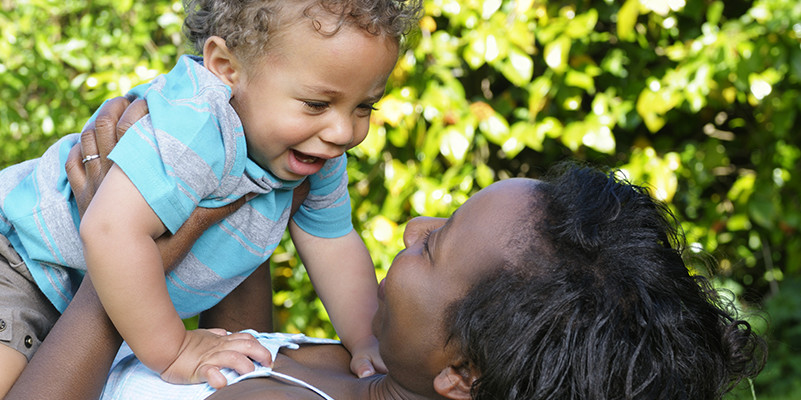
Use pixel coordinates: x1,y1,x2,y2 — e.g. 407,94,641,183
295,151,318,163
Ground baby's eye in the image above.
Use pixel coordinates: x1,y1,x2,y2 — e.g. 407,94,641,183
303,101,329,112
355,103,377,117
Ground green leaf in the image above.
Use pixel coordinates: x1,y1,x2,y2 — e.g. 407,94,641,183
726,214,752,231
748,195,776,229
581,120,615,154
544,35,571,73
566,9,598,39
499,46,534,86
475,163,495,188
512,121,544,152
478,114,510,146
439,126,471,165
617,0,640,41
527,76,552,118
635,87,680,132
561,121,585,151
464,30,488,69
706,1,724,26
565,69,595,93
539,117,564,139
112,0,134,14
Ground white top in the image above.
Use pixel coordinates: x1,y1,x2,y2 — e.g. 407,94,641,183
100,330,340,400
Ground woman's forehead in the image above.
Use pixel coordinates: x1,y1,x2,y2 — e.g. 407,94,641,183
457,178,541,218
440,178,542,256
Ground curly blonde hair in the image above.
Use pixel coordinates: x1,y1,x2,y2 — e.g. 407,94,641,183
183,0,422,64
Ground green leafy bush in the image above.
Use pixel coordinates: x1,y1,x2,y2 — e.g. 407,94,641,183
2,0,799,396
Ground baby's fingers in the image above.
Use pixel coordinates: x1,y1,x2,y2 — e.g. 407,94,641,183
198,365,227,389
222,332,273,368
372,354,388,374
351,356,376,378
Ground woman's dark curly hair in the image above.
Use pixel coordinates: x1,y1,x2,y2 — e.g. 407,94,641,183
446,163,766,399
182,0,422,65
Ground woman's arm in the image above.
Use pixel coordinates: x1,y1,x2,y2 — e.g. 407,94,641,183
6,276,119,400
6,97,135,400
7,98,249,399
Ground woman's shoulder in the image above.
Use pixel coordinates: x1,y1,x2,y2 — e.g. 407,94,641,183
207,344,357,400
281,342,352,372
207,378,324,400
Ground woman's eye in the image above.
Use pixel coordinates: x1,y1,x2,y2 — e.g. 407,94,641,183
421,228,433,256
359,103,378,111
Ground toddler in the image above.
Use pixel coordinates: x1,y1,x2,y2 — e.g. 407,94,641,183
0,0,422,394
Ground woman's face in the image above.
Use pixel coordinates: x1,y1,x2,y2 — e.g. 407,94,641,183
372,178,540,394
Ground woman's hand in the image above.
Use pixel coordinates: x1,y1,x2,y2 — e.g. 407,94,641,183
65,96,311,334
65,96,247,269
66,96,147,217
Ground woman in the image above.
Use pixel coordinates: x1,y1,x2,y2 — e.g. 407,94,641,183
8,98,765,399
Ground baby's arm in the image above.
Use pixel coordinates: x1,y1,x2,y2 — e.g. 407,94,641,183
81,165,271,387
288,222,384,378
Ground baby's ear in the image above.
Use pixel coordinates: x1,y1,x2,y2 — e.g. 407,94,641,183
433,364,477,400
203,36,241,87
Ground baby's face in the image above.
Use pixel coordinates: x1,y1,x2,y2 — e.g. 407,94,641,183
230,19,399,180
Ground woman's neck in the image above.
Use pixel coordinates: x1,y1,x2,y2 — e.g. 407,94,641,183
365,374,443,400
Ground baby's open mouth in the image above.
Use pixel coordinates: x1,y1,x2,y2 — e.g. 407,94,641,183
293,150,320,164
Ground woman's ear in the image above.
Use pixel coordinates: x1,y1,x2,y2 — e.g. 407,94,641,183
433,365,476,400
203,36,241,87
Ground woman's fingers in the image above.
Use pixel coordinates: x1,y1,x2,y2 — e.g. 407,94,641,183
67,96,149,218
65,145,89,216
115,98,149,140
87,97,131,176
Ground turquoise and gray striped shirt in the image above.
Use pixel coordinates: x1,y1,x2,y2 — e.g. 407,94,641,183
0,55,352,316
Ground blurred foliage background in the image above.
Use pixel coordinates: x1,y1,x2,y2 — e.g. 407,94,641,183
1,0,799,397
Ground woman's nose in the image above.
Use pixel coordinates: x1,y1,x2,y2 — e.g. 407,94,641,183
403,217,446,248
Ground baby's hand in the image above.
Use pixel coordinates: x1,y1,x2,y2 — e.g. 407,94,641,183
349,334,386,378
159,329,272,389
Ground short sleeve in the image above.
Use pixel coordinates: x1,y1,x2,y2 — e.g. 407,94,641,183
291,154,353,238
109,113,230,234
108,57,246,234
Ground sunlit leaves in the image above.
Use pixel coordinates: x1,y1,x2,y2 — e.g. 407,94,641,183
0,0,185,169
3,2,801,390
636,84,681,132
440,125,473,164
617,0,640,41
639,0,686,16
621,147,680,202
749,69,782,101
544,35,571,73
566,9,598,39
500,46,534,86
